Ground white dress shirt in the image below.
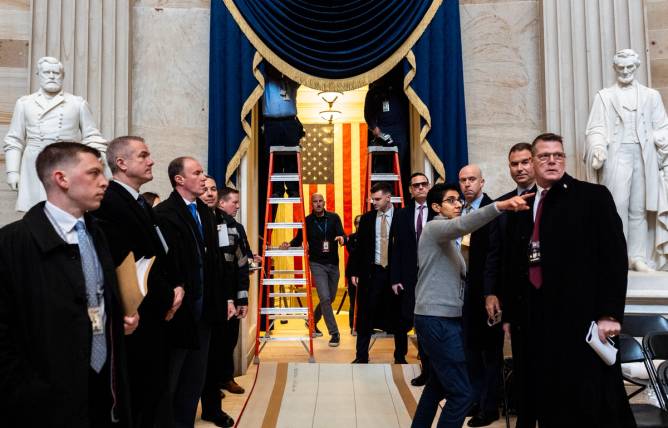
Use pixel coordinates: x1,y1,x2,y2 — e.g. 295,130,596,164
414,201,428,232
113,178,140,200
533,186,548,222
44,201,82,244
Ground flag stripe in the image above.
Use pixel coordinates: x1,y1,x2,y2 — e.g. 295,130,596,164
342,124,353,234
360,123,369,211
351,124,361,226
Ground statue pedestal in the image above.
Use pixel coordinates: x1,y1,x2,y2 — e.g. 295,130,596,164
625,271,668,314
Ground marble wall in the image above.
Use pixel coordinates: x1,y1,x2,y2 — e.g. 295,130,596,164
131,0,211,199
0,0,30,225
647,0,668,100
460,0,543,198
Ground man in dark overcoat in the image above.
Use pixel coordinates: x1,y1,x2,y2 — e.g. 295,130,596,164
501,133,635,428
94,136,184,427
0,142,136,427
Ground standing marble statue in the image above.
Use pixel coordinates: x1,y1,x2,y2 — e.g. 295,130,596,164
585,49,668,272
3,56,107,212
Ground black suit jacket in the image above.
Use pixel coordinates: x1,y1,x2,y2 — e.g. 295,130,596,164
501,174,633,426
154,191,232,348
94,180,176,323
0,203,130,427
388,199,432,326
462,194,497,349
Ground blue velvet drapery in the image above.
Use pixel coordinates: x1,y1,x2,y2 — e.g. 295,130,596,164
208,0,468,185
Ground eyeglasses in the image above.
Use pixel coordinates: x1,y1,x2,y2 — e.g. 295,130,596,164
441,197,460,205
535,152,566,163
411,181,429,189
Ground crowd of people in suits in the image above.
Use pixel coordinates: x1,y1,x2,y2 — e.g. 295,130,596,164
0,131,635,428
344,133,634,428
0,137,253,428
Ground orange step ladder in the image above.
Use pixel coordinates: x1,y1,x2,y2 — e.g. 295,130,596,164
254,146,315,363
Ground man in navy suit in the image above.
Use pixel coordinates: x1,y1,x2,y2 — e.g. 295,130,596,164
389,172,432,376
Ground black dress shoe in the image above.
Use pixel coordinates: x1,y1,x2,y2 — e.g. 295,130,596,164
351,357,368,364
410,373,428,386
394,358,408,364
201,411,235,427
466,411,499,427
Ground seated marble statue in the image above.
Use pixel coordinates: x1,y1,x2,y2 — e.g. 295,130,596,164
584,49,668,272
3,56,107,212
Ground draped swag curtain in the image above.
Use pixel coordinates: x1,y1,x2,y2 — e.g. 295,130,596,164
209,0,468,185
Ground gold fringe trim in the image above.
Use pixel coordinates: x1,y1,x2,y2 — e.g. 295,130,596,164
403,50,446,181
222,0,442,92
225,51,265,186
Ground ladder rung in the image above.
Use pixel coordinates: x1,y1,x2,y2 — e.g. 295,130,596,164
269,197,301,204
368,146,399,153
390,196,403,203
268,292,308,297
265,247,305,257
371,173,400,181
261,307,308,315
263,278,307,286
267,222,303,229
271,173,300,182
270,269,305,275
270,146,301,153
259,336,310,342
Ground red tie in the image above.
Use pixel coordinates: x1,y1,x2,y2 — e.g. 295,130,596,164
416,205,424,242
529,189,548,288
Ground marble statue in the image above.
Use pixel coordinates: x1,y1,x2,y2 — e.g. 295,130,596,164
585,49,668,272
3,56,107,212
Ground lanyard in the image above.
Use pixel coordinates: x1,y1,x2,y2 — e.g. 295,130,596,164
315,216,328,238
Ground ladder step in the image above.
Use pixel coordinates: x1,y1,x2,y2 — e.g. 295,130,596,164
263,278,307,286
371,173,400,181
259,336,310,342
271,173,300,182
270,146,301,153
270,269,305,275
267,222,303,229
265,247,305,257
261,307,309,319
268,197,302,204
390,196,403,203
368,146,399,153
268,292,308,297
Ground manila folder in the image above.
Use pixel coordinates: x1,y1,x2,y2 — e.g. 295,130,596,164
116,252,155,316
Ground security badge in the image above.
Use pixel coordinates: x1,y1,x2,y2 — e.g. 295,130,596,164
382,100,390,112
88,307,104,335
322,240,330,253
217,224,230,247
528,240,541,265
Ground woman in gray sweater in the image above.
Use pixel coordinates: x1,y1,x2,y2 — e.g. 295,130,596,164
412,183,531,428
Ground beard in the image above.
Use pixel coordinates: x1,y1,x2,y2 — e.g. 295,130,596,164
41,81,63,93
617,74,634,86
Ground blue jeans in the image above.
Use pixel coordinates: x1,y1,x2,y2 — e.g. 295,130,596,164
412,315,473,428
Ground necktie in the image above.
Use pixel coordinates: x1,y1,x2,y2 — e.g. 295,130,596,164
74,221,107,372
137,194,148,209
416,205,424,242
379,212,389,267
529,189,548,288
188,203,203,237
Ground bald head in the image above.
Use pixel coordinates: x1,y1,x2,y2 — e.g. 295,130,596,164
311,193,326,216
458,164,485,203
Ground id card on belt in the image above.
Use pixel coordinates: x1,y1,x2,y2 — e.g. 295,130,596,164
88,306,104,335
322,240,330,253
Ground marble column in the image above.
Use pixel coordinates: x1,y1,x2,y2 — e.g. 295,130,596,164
542,0,649,179
29,0,131,139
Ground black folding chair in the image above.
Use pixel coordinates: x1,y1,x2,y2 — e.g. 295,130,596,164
621,315,668,398
643,331,668,410
619,335,668,427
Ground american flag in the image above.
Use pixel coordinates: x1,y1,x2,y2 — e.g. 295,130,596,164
300,124,334,184
272,122,369,286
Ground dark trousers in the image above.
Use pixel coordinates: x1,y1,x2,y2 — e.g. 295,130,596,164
162,319,211,428
412,315,473,428
347,279,356,331
466,332,504,416
417,338,431,377
394,325,410,362
201,320,233,417
222,317,240,383
88,363,117,428
126,320,169,428
355,265,389,361
264,117,304,197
